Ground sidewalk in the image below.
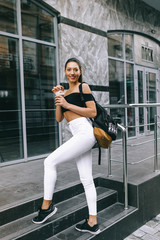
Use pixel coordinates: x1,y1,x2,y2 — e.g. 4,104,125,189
124,213,160,240
0,135,160,239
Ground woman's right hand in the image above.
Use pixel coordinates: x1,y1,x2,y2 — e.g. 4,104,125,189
52,85,64,95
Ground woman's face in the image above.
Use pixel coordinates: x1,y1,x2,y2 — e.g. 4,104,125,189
65,61,82,83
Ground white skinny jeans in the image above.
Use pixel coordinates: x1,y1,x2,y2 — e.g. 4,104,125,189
44,117,97,215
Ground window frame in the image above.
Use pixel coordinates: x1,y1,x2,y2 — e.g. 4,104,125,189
0,0,60,165
108,32,135,138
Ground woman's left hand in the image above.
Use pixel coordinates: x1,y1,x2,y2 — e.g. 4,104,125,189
55,96,69,109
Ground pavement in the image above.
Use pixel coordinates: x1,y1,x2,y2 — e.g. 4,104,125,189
124,214,160,240
0,134,160,239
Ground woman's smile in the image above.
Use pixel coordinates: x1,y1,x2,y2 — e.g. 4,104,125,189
65,62,82,83
70,76,76,80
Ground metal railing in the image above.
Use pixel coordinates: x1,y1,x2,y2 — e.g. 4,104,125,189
105,103,160,210
118,124,128,209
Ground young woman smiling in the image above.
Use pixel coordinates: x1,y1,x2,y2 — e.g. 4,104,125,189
32,58,100,235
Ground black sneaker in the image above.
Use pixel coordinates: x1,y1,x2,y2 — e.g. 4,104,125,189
32,203,57,224
75,219,101,235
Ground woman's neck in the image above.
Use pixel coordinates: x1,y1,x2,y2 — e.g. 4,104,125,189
68,82,80,90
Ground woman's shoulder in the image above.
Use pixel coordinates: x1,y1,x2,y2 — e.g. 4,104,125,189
81,83,91,93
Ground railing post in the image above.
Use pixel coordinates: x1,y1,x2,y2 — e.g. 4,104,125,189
107,147,112,177
122,128,128,210
117,124,128,210
154,115,158,172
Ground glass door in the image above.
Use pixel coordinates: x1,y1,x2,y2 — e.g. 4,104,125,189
146,71,157,131
135,66,158,136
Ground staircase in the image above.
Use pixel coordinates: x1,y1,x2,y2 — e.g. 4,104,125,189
0,177,137,240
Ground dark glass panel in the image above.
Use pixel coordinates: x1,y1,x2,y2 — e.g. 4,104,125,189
0,0,17,34
146,72,156,131
0,35,23,162
23,41,58,157
108,34,123,59
126,63,135,137
109,59,125,139
125,35,133,61
137,70,144,133
21,0,55,43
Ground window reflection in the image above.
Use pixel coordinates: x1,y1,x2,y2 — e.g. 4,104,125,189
125,35,133,61
21,0,55,42
108,34,123,59
108,33,135,138
126,63,134,104
0,0,17,34
146,72,156,131
126,63,135,136
109,59,125,138
23,41,58,157
109,60,124,104
142,46,153,62
138,70,144,133
0,35,23,162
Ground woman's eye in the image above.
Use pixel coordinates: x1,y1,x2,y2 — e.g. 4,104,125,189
66,68,79,72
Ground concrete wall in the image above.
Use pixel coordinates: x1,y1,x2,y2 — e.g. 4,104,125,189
43,0,160,142
44,0,160,88
45,0,160,35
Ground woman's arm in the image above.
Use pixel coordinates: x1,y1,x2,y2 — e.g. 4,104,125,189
55,106,64,122
52,85,65,122
67,101,97,118
55,83,97,119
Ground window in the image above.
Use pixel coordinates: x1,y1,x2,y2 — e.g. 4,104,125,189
146,72,156,131
137,70,144,133
108,34,123,59
142,46,153,62
0,0,59,163
0,35,23,162
108,33,135,138
109,60,125,105
21,0,55,43
23,41,58,157
125,35,133,61
126,63,135,137
109,59,125,138
0,0,17,34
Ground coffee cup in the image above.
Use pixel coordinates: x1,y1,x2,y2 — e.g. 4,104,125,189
55,89,64,96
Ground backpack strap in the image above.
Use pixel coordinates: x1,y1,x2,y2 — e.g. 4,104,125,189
79,83,102,165
79,83,86,107
98,146,101,165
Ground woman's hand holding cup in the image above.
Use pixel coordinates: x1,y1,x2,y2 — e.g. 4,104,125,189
52,85,64,96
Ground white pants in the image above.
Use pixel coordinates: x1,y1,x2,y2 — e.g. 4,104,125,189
44,117,97,215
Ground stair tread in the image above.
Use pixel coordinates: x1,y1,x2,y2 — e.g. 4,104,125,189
50,203,137,240
0,184,115,226
0,186,116,240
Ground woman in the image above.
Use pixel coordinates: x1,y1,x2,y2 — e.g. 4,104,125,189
32,58,100,235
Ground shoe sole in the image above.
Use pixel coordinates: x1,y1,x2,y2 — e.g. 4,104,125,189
32,207,57,224
75,226,101,235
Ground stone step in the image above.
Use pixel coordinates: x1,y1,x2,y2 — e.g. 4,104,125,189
0,186,117,240
0,178,100,227
47,203,137,240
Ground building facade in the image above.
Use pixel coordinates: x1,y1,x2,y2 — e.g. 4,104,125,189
0,0,160,165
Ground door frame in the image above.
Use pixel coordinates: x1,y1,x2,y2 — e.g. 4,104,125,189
135,65,159,137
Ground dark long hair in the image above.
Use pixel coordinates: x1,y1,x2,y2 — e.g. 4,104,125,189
65,58,83,83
